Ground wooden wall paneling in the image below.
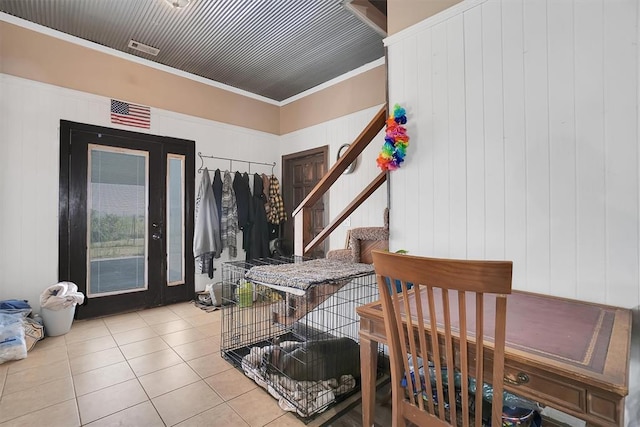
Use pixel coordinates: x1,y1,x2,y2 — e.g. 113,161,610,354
463,5,486,260
482,1,506,261
574,0,606,304
386,0,639,309
603,0,639,308
39,88,61,288
431,22,451,258
21,84,40,283
402,35,421,256
523,0,551,295
547,0,577,299
416,28,435,256
387,44,410,252
1,81,24,298
327,118,342,237
501,0,528,288
447,14,468,259
0,80,10,290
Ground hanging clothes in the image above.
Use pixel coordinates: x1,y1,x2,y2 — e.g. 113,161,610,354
233,171,251,231
233,171,253,254
248,173,270,260
261,173,271,218
244,172,253,195
267,175,286,225
212,169,223,231
194,168,222,277
221,171,238,258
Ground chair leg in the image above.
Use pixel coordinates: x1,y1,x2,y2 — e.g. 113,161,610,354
390,386,406,427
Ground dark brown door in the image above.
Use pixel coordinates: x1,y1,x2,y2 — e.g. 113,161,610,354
282,146,328,258
59,121,195,319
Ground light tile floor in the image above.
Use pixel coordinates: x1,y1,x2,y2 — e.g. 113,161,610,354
0,302,309,427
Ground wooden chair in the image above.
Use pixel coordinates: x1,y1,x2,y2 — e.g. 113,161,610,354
371,250,513,427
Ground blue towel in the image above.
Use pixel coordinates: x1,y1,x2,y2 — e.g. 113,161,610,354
0,299,31,310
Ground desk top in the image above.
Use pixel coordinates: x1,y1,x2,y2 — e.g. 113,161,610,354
356,290,632,397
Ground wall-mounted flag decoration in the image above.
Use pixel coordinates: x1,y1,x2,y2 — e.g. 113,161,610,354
110,99,151,129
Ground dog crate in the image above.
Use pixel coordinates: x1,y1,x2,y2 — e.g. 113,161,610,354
220,256,380,418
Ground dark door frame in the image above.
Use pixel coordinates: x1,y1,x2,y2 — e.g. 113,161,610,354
282,145,328,257
59,120,195,318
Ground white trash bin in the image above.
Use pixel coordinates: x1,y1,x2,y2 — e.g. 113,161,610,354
41,305,76,337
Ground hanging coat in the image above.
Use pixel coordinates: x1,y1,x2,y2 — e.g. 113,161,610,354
261,173,271,217
212,169,223,230
233,171,253,252
221,171,239,257
233,171,252,231
248,173,270,260
194,168,222,260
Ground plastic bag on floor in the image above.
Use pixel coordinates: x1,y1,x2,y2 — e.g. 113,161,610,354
0,312,27,364
40,281,84,310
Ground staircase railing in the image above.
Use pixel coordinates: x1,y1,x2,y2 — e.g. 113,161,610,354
292,106,387,256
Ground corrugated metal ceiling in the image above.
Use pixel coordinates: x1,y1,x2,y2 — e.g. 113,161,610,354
0,0,385,101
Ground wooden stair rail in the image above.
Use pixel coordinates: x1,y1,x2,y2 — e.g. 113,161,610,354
292,105,387,256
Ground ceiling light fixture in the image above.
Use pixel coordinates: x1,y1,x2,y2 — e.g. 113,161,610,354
164,0,190,9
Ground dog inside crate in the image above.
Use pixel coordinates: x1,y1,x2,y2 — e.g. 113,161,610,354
262,336,360,381
221,257,379,418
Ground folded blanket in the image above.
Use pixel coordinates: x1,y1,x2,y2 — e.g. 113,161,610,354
244,259,374,292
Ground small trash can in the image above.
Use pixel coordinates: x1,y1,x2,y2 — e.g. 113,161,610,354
39,281,84,337
41,305,76,337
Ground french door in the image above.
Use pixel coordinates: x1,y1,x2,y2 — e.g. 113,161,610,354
59,121,195,319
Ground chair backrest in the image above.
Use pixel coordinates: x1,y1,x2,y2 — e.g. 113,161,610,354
371,250,513,427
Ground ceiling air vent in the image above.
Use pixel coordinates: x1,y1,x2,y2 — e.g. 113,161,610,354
128,40,160,56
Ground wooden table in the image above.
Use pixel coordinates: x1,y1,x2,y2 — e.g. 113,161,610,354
356,291,632,427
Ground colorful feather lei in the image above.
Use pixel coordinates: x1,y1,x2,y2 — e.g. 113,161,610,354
376,104,409,171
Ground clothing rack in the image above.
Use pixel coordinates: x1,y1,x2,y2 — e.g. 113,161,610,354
197,152,276,175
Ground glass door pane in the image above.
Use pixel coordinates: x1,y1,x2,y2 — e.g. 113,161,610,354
167,154,185,286
87,144,148,296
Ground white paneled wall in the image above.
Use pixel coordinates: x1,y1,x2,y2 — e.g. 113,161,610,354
280,105,388,251
386,0,640,309
0,74,279,308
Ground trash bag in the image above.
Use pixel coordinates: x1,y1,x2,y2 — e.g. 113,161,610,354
40,281,84,310
0,312,27,364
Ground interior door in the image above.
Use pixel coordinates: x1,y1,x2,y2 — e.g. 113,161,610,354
59,121,195,319
282,146,328,258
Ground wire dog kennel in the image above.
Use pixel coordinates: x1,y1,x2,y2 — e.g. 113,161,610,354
220,256,379,418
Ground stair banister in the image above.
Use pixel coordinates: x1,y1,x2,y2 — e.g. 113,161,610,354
292,106,387,256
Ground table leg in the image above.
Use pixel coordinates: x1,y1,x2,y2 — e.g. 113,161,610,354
360,334,378,427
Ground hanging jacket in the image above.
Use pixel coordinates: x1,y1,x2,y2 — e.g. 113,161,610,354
248,173,270,260
212,169,223,230
221,171,239,258
233,171,251,230
262,173,271,217
194,168,221,259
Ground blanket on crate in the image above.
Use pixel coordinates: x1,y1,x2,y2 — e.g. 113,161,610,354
244,259,374,293
241,342,356,417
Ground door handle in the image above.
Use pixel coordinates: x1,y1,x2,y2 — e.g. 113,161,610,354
152,221,163,240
